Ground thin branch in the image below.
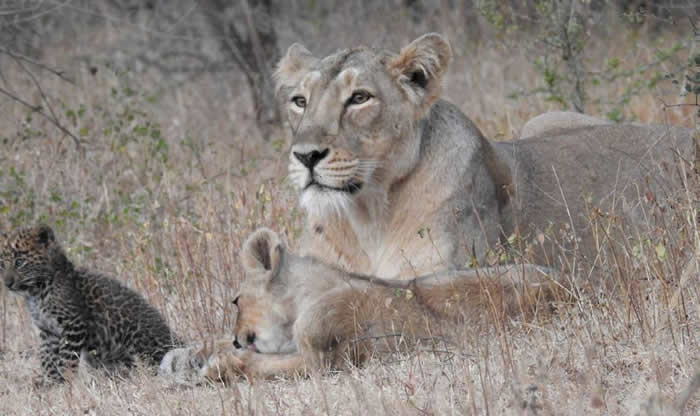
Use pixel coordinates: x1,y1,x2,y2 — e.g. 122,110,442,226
3,0,72,24
0,86,81,149
0,47,74,84
13,57,62,134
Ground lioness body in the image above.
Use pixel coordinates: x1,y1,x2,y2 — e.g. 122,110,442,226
160,229,552,382
277,35,694,278
296,102,692,277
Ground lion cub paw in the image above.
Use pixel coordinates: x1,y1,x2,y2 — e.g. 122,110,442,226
158,346,206,385
159,339,238,385
201,350,250,384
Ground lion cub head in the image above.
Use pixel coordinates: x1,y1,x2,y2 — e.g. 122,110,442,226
275,33,451,219
232,228,349,355
231,228,294,354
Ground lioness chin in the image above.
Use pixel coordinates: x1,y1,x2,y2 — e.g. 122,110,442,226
160,228,557,383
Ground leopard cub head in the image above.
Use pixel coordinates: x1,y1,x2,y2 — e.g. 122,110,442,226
1,224,68,295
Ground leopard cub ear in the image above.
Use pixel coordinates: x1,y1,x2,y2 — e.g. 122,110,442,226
34,224,56,247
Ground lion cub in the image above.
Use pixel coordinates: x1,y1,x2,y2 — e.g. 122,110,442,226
1,225,181,384
160,228,555,383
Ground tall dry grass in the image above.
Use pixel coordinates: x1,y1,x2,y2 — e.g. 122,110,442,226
0,4,698,415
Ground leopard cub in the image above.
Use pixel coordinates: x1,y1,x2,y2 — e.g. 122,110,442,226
1,224,181,384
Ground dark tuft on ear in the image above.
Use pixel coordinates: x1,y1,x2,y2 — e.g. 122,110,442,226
253,237,272,270
241,228,284,276
387,33,451,117
35,225,55,247
409,70,428,89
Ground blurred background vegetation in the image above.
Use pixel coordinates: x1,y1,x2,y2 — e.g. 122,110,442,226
0,3,698,413
0,0,698,345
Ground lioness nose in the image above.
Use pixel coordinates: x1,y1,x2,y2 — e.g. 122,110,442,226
293,148,329,169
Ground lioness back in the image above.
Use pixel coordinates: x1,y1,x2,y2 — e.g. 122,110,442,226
519,111,611,138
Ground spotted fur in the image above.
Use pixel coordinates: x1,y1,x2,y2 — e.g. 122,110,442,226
1,225,180,384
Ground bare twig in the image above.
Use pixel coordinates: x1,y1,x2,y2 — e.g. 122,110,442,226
0,47,74,84
0,86,81,149
13,57,62,135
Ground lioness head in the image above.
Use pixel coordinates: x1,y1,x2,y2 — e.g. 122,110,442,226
276,33,451,218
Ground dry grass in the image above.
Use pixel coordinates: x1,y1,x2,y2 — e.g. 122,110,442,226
1,6,699,415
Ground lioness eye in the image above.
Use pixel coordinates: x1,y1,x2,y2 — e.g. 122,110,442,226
348,91,372,106
291,96,307,108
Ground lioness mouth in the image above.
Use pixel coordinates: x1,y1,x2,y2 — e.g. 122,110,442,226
305,179,363,194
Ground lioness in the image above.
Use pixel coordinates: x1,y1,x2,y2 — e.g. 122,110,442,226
280,33,694,277
160,228,555,382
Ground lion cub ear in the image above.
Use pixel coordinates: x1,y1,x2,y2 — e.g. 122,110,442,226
274,43,318,97
241,228,284,278
387,33,451,116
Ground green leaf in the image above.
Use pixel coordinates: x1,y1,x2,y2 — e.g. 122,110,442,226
655,243,666,261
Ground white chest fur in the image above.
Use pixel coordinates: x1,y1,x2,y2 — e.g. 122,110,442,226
26,296,62,336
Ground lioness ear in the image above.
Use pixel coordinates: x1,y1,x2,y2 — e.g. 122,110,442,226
387,33,451,115
241,228,284,277
274,43,318,98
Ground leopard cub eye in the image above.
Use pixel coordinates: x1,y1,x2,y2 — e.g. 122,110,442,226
14,258,25,268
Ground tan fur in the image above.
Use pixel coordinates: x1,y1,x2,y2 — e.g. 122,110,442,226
275,33,694,278
519,111,611,138
160,228,557,383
